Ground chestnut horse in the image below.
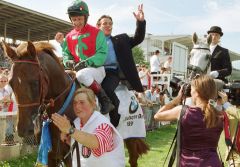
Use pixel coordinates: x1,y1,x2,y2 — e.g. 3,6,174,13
3,41,149,167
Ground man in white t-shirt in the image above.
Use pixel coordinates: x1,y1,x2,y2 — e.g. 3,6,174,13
150,50,161,81
138,65,149,89
150,50,161,74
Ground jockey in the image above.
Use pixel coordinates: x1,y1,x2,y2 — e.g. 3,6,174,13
61,0,114,115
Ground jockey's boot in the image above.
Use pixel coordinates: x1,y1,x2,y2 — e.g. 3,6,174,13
89,80,115,114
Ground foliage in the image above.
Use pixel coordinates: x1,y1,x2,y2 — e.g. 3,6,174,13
132,46,146,65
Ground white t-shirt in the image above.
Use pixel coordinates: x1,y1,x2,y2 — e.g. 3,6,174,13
163,61,171,68
150,55,160,73
72,112,125,167
138,70,148,86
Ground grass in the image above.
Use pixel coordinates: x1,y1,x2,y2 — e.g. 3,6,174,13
0,123,228,167
127,124,177,167
0,153,37,167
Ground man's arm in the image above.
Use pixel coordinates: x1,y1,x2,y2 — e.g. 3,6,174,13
62,38,74,67
85,30,108,67
129,21,146,48
129,4,146,48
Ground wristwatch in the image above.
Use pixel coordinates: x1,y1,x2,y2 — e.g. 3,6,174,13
68,126,75,135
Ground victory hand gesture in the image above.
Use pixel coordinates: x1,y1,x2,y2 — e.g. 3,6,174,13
133,4,144,21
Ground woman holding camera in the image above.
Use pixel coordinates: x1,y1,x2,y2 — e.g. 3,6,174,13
154,75,223,166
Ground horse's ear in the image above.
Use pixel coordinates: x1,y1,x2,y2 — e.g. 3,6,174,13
1,41,18,60
27,41,37,59
207,34,212,45
192,32,198,44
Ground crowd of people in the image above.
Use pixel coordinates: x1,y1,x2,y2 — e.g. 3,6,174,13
0,68,17,146
1,0,239,167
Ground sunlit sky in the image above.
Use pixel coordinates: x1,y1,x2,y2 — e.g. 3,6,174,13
5,0,240,53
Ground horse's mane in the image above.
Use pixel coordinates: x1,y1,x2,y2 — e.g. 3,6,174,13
16,42,63,69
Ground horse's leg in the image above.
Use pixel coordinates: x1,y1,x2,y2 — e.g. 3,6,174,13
125,138,139,167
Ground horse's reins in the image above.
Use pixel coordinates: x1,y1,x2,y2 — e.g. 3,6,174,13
192,47,210,51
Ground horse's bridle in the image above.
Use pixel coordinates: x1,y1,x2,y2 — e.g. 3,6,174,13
191,47,211,74
12,59,72,112
192,47,210,51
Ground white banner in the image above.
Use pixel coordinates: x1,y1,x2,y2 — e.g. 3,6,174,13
116,84,146,139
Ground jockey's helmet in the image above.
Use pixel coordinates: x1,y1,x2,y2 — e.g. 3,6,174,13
67,0,89,17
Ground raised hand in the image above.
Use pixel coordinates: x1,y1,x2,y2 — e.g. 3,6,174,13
133,4,144,21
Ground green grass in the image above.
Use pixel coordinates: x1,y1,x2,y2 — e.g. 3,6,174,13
125,124,177,167
0,124,228,167
0,153,37,167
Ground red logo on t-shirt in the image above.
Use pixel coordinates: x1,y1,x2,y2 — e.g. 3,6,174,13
82,146,91,158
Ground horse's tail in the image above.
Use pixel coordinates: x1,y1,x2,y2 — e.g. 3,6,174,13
125,138,150,167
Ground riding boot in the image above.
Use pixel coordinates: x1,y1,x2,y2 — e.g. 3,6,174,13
89,80,115,114
109,108,121,127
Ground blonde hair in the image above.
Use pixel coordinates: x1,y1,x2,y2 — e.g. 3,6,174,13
73,87,96,107
191,75,220,128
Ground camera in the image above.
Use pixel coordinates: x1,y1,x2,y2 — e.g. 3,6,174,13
170,76,191,97
224,81,240,106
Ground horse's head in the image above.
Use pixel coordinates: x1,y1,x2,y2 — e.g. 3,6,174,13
2,41,50,137
189,32,212,73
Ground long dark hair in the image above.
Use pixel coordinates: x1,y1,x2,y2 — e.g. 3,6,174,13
191,75,220,128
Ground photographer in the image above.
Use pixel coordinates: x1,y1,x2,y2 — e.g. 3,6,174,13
219,86,240,167
154,75,223,166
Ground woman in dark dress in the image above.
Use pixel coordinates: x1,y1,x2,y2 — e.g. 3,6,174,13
154,75,223,167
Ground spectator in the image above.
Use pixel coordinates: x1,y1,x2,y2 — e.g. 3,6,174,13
161,56,172,74
0,73,16,145
154,75,223,166
52,87,125,167
145,85,158,103
150,50,161,74
139,64,150,90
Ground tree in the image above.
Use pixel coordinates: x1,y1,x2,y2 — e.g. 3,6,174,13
132,46,145,65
